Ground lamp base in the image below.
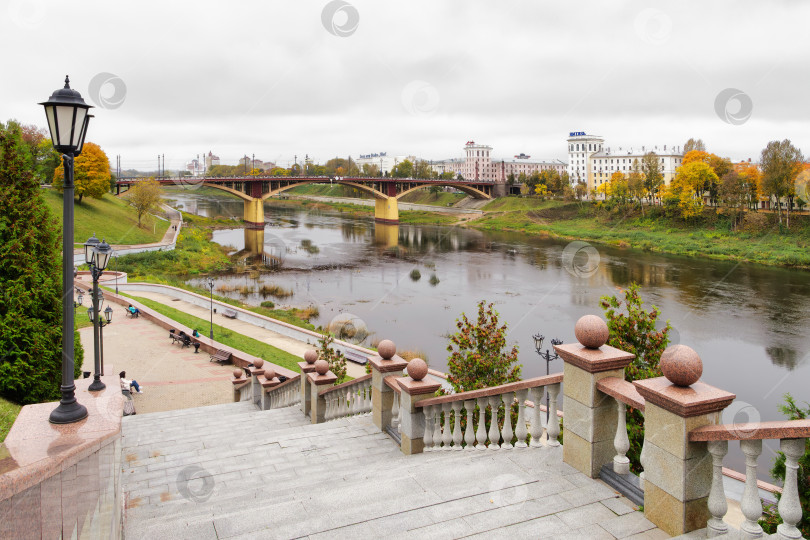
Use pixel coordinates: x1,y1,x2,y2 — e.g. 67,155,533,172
49,399,88,424
88,376,106,392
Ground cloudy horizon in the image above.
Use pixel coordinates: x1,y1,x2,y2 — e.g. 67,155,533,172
2,0,808,171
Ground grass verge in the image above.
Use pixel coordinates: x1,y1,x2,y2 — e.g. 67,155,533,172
118,292,303,372
0,396,22,443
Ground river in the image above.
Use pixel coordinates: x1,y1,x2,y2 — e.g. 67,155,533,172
168,190,810,477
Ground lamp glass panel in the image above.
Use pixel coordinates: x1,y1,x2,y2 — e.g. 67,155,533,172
94,245,112,270
87,307,94,322
70,108,88,148
104,306,113,323
75,115,91,156
44,106,58,146
55,105,77,148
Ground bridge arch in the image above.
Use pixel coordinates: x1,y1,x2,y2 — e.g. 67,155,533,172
201,182,253,202
260,179,388,201
395,183,492,200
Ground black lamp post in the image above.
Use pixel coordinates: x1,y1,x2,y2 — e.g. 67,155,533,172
206,277,215,340
533,333,563,424
94,305,113,380
41,76,93,424
85,236,113,391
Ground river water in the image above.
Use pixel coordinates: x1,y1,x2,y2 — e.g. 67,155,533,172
169,191,810,476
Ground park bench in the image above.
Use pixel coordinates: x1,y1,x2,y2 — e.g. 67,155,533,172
222,308,238,319
122,389,136,416
344,349,369,365
210,349,232,365
125,308,139,318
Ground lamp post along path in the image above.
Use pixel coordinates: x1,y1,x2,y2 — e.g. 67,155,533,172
40,76,93,424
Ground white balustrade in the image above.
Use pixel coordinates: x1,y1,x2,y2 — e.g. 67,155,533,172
500,392,514,449
777,438,805,540
475,398,488,450
464,400,476,449
488,396,501,450
546,384,561,446
514,390,528,448
391,391,401,434
612,399,630,475
432,404,443,450
740,439,764,538
707,440,729,537
423,406,435,450
529,387,544,447
320,377,372,421
451,401,463,450
441,403,452,450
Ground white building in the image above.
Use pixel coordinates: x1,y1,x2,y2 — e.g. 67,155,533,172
204,151,220,170
567,132,683,191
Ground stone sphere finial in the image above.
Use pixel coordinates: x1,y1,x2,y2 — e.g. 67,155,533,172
314,359,329,376
264,367,276,380
377,340,396,360
407,358,428,381
574,315,609,349
233,368,243,379
253,358,264,369
304,349,318,365
660,345,702,387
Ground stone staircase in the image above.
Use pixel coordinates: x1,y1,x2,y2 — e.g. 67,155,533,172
121,402,665,539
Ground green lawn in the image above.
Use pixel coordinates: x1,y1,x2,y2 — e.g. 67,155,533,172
0,396,22,443
42,189,169,245
398,189,466,207
119,293,303,372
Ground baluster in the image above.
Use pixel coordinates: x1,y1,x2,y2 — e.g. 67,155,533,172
349,388,357,415
464,400,476,450
441,403,452,450
451,401,463,449
501,393,514,449
353,385,363,414
326,393,334,420
777,438,805,540
546,383,560,446
475,397,488,450
423,406,434,450
364,382,372,413
613,399,630,474
392,392,401,432
529,387,544,447
740,439,764,538
433,403,443,449
488,396,501,450
706,440,729,537
515,390,528,448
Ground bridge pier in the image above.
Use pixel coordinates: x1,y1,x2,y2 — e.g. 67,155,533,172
244,198,265,229
374,197,398,224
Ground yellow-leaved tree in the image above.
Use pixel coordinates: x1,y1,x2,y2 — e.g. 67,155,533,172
669,161,718,220
128,178,163,227
53,142,111,203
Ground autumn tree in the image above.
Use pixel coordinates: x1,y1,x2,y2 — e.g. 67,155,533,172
628,160,645,209
361,163,380,177
718,171,748,230
682,150,732,205
53,142,111,203
683,138,706,153
641,152,664,204
391,159,414,178
574,181,587,201
735,162,762,210
669,162,718,220
445,300,520,393
761,139,804,229
414,159,435,179
128,178,162,227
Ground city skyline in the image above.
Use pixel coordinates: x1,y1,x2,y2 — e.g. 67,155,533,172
3,0,808,170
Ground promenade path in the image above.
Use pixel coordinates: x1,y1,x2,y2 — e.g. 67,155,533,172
78,307,237,414
115,289,368,379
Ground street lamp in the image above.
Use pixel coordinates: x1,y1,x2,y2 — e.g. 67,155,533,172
40,75,93,424
533,333,563,424
206,277,215,340
85,236,113,392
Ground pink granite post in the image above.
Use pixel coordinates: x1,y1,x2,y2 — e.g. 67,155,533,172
307,360,337,424
298,350,318,417
367,340,408,432
396,359,440,455
634,345,735,536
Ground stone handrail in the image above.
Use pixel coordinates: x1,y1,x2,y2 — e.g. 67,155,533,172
414,374,563,451
595,376,645,411
595,376,647,483
384,375,402,394
262,375,301,410
320,375,372,421
688,420,810,538
231,374,252,402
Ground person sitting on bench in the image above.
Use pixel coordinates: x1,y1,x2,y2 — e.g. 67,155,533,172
192,328,200,338
120,371,143,393
127,304,140,317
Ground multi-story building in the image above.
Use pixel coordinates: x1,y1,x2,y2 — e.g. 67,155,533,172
354,153,416,175
436,141,565,182
204,151,220,170
567,132,683,192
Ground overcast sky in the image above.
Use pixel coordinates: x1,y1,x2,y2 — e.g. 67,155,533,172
3,0,808,170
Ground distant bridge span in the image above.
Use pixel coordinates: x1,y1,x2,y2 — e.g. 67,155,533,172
115,176,499,226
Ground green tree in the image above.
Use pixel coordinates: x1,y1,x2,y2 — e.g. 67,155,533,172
316,333,347,385
761,139,804,229
760,394,810,537
641,152,664,204
129,178,162,227
0,122,83,404
600,284,671,472
391,159,414,178
414,160,435,179
53,142,111,203
445,300,521,393
718,170,748,230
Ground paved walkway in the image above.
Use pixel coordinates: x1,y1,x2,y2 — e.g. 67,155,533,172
119,289,367,379
79,308,237,414
122,402,667,539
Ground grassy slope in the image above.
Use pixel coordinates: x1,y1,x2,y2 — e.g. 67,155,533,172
42,190,169,245
0,396,22,443
473,199,810,268
120,293,303,372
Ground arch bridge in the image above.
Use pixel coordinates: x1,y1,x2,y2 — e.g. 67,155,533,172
115,176,497,226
